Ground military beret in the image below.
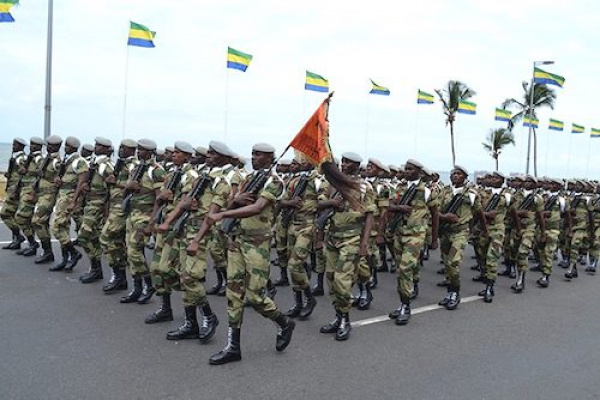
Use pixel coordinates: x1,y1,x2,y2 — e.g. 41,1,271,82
195,146,208,156
46,135,62,145
422,167,433,176
368,158,390,173
174,140,194,154
230,152,240,160
525,174,537,182
30,136,45,146
493,171,506,180
549,177,563,185
341,152,362,163
453,165,469,176
82,144,94,152
279,159,292,166
120,139,137,149
209,140,234,157
95,136,112,147
399,164,406,171
252,142,276,153
165,146,175,153
405,159,424,169
137,139,157,151
14,137,27,146
333,157,340,166
389,164,398,172
238,156,247,165
291,157,301,164
156,148,165,156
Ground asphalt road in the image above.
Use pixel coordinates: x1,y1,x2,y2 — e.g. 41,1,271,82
1,222,600,400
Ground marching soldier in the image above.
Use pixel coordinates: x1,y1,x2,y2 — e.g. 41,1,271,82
564,180,590,281
72,144,95,238
1,137,28,250
536,178,565,287
587,184,600,275
191,146,207,170
273,159,293,287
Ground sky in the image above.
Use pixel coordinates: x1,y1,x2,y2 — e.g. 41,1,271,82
2,0,600,179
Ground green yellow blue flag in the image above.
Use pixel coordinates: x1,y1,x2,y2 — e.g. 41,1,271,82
548,119,564,131
417,90,434,104
572,123,585,134
0,0,18,23
591,128,600,138
227,47,253,72
128,22,156,48
523,116,539,128
369,80,390,96
305,71,329,93
495,108,511,122
457,100,476,115
534,67,565,88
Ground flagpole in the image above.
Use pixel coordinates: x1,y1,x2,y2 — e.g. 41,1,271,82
224,67,230,141
586,136,592,178
567,132,573,177
364,95,370,158
121,44,130,138
43,0,54,140
543,128,550,176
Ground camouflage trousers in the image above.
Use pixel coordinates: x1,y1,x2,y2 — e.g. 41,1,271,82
15,187,37,238
472,225,486,267
503,225,514,262
590,226,600,262
325,234,361,314
208,226,228,272
150,231,170,294
515,227,536,273
440,230,469,291
314,235,326,274
31,190,57,242
394,229,426,299
287,222,314,292
52,190,76,246
356,236,376,284
482,227,505,281
539,229,560,276
126,209,151,278
72,196,85,233
569,229,589,262
78,199,106,261
99,203,127,268
0,193,20,231
180,218,208,307
275,216,289,269
227,233,281,328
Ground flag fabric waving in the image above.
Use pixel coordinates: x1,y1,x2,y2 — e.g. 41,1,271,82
495,108,511,122
289,94,333,165
523,116,539,128
548,119,564,131
417,90,434,104
572,124,585,134
305,71,329,92
0,0,18,22
369,80,390,96
591,128,600,138
227,47,253,72
534,67,565,88
457,100,476,115
128,22,156,48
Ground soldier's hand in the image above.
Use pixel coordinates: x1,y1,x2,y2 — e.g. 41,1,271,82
234,192,255,206
376,234,385,245
81,183,90,192
54,177,62,187
330,198,344,210
398,205,413,214
125,181,140,192
66,203,75,213
446,213,459,224
163,190,174,202
486,211,497,220
359,244,367,257
105,175,116,185
143,224,154,236
31,193,38,203
430,238,439,250
207,212,223,224
539,232,547,244
157,223,170,233
18,168,26,175
189,199,199,211
186,241,199,256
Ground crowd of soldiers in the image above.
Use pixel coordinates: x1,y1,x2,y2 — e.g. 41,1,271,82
2,135,598,365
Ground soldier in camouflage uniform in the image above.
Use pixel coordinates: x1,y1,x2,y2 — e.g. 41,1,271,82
273,159,293,287
99,139,138,294
204,143,295,365
14,137,45,256
438,166,486,310
388,159,439,324
1,138,28,250
70,137,114,284
279,159,319,320
72,144,94,239
318,152,375,341
536,178,565,287
49,137,86,272
191,146,207,170
564,180,590,281
586,184,600,275
118,139,165,303
144,141,195,324
31,135,63,264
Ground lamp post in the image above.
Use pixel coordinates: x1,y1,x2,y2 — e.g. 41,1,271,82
525,60,554,176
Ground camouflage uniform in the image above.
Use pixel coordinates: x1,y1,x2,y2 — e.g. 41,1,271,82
361,176,390,284
513,191,544,274
0,150,27,232
567,193,590,274
274,173,293,279
481,188,511,281
589,195,600,270
31,152,62,245
14,150,44,240
539,193,564,277
73,154,94,233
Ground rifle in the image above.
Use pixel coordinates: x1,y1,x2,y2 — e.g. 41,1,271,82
221,169,270,234
518,193,535,211
152,167,184,225
54,154,68,195
544,194,558,212
484,192,501,212
439,190,464,232
5,154,16,192
281,172,310,228
122,159,148,214
172,170,213,235
33,154,53,193
387,182,419,232
82,158,98,203
316,190,341,231
14,153,34,200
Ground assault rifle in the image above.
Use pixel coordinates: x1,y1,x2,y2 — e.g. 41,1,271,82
5,155,16,192
281,172,309,228
484,192,501,212
122,159,148,214
518,193,535,211
83,158,97,202
439,191,464,233
14,153,34,200
33,154,53,193
220,169,270,234
173,170,213,235
316,190,341,231
153,167,184,225
54,154,68,195
387,183,418,232
544,194,559,212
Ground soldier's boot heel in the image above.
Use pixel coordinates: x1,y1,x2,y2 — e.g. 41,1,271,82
120,277,143,303
320,314,342,334
34,239,54,264
166,306,199,340
3,230,24,250
275,314,295,352
284,291,303,318
206,269,223,295
145,293,173,324
49,248,69,271
395,303,411,326
209,327,241,365
357,286,373,311
20,238,39,257
64,245,82,272
565,265,578,280
80,259,103,284
299,288,317,319
483,281,494,303
511,272,526,293
137,275,156,304
102,268,128,294
311,273,325,296
198,304,219,344
274,267,289,287
335,314,351,341
536,274,550,288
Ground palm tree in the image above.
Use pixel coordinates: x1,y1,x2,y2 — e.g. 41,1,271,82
435,81,476,166
502,83,556,176
482,128,515,171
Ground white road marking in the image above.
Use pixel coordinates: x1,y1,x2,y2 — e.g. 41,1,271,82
0,239,62,245
351,295,482,328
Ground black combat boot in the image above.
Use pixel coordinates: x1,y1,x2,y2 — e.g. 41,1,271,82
483,280,495,303
409,282,419,300
498,261,512,276
445,288,461,310
320,313,342,334
586,256,597,274
217,269,227,296
335,313,351,341
578,254,587,266
209,327,242,365
509,263,517,279
285,291,303,318
395,296,411,325
511,271,526,293
267,279,277,300
438,287,452,306
274,313,295,351
145,293,173,324
368,264,378,290
536,274,550,288
207,269,223,295
357,284,373,310
120,277,143,303
299,287,317,319
558,256,570,269
102,267,128,293
34,239,54,264
166,306,199,340
63,244,82,271
19,237,39,256
198,303,219,343
79,259,104,284
311,272,324,296
3,229,25,250
565,264,578,280
274,267,289,286
49,247,69,271
378,244,388,272
137,275,156,304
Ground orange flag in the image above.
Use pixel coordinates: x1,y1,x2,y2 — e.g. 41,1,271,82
289,93,333,166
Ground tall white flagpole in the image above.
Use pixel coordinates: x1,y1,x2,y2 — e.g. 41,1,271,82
43,0,54,140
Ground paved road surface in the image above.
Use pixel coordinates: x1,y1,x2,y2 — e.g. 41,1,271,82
1,222,600,400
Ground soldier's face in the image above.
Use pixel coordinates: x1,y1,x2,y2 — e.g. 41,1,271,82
524,180,536,190
164,151,173,162
12,142,24,153
64,145,77,155
366,162,379,178
47,143,61,154
490,176,503,188
289,162,300,173
450,171,466,186
30,144,42,153
341,158,359,175
251,151,271,169
404,164,420,181
137,147,151,160
206,149,228,167
172,150,188,166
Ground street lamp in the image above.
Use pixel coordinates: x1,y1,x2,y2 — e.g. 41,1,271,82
525,60,554,176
